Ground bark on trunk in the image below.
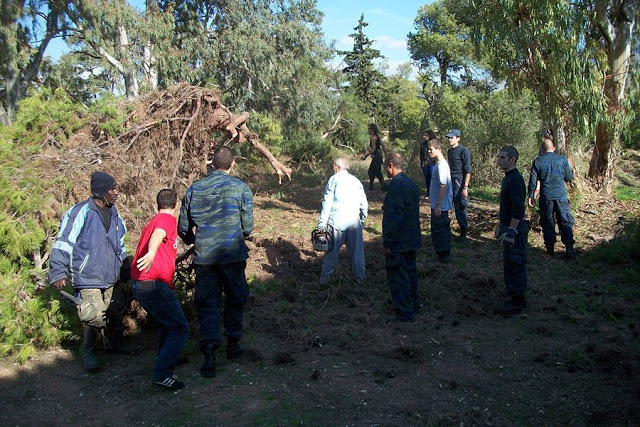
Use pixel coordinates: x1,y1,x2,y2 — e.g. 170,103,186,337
587,0,637,194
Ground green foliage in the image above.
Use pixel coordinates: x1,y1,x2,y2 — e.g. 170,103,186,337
281,131,331,164
615,185,640,201
89,95,133,137
9,88,87,147
408,1,476,86
0,273,74,363
328,92,370,154
427,86,540,186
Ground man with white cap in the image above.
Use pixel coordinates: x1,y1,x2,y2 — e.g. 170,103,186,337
49,171,128,371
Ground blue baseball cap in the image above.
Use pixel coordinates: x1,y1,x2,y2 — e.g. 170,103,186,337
446,129,461,138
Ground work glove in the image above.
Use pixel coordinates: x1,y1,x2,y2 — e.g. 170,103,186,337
497,227,518,246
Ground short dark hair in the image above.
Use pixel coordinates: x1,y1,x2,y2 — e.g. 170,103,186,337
212,146,234,170
157,188,177,209
384,152,404,170
427,138,443,150
500,146,519,162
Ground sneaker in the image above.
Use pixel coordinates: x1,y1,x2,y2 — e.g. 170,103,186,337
153,376,185,390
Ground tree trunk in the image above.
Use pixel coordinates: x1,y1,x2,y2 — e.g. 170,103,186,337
587,0,637,194
119,25,138,99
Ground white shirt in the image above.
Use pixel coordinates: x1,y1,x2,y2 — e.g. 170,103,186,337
430,160,453,211
318,170,368,231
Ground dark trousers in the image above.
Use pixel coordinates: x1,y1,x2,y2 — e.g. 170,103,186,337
452,178,469,230
368,157,386,190
133,280,189,380
430,209,451,255
502,222,529,297
194,262,249,349
421,165,433,195
539,198,575,247
385,250,418,320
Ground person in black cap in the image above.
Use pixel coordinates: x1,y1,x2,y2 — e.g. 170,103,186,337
446,129,472,242
48,171,128,371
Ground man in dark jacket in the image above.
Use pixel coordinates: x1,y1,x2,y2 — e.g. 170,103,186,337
382,152,422,322
528,138,575,257
179,146,254,378
446,129,472,242
49,171,127,370
495,147,529,315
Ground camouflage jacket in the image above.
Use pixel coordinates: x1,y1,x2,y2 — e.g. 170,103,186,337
178,170,254,265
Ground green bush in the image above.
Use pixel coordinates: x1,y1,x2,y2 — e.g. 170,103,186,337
0,96,76,362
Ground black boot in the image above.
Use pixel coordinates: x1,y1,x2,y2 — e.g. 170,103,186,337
545,243,555,256
226,339,246,360
83,325,99,371
200,344,216,378
565,244,576,259
495,295,526,315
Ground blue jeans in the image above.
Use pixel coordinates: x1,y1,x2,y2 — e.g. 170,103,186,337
320,224,365,284
194,262,249,349
539,198,575,247
452,178,469,231
133,280,189,380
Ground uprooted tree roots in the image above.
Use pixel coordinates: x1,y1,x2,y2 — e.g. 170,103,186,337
117,84,292,186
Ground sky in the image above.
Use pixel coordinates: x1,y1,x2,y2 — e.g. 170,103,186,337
317,0,431,75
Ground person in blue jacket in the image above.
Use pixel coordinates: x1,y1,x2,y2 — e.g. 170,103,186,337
49,171,127,371
528,137,575,257
382,152,422,322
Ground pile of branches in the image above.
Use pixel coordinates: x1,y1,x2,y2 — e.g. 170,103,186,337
117,84,292,189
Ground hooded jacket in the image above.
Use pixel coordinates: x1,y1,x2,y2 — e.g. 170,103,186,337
49,197,127,289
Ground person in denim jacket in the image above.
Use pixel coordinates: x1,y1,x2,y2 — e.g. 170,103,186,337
528,138,575,257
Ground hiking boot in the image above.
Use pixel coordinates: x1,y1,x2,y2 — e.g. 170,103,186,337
545,243,555,256
495,296,527,315
200,344,216,378
226,340,247,360
153,376,185,390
